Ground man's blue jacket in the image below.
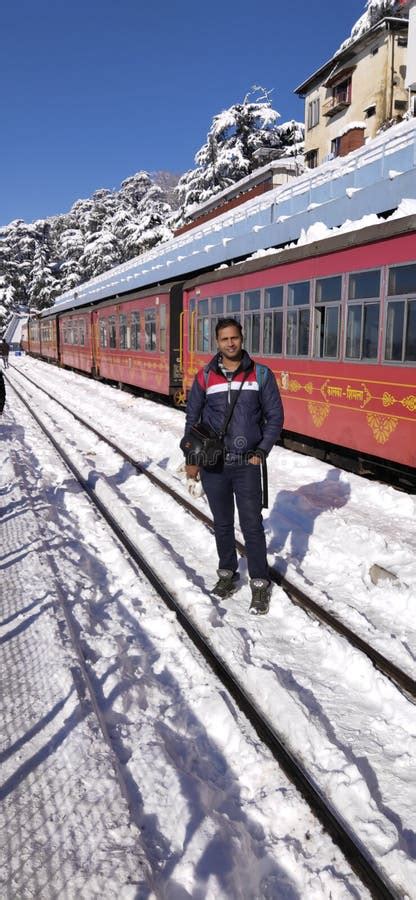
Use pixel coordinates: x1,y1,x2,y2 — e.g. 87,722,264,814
181,350,284,462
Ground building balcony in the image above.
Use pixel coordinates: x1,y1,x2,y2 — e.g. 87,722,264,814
323,90,351,117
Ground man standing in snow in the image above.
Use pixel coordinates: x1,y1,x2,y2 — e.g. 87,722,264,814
181,318,284,615
1,339,9,369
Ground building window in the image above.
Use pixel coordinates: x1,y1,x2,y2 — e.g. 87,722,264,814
314,276,342,358
385,263,416,362
365,105,376,118
307,97,320,129
145,308,157,351
305,149,318,169
286,281,310,356
331,136,341,158
130,311,141,350
323,76,352,117
345,269,380,360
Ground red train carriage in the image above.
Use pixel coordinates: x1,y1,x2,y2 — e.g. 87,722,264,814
181,215,416,474
59,310,93,373
40,316,59,362
24,316,58,361
90,283,182,399
56,283,183,401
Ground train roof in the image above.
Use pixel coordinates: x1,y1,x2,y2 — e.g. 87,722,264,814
183,213,416,290
42,118,416,318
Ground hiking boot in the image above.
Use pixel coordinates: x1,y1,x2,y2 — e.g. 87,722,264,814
212,569,240,598
249,579,272,615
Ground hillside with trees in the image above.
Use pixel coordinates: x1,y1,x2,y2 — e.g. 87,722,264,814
0,90,303,328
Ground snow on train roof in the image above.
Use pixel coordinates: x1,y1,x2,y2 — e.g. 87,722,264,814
48,118,416,317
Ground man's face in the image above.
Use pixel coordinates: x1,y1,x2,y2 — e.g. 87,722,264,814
216,325,243,361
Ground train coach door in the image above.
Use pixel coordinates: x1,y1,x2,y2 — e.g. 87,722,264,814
91,311,100,377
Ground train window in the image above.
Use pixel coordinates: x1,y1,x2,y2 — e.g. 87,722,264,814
385,300,416,362
197,317,210,352
211,296,224,315
198,299,209,316
244,290,261,311
346,269,380,360
99,318,108,348
196,298,210,352
226,293,241,313
130,311,141,350
73,320,79,345
243,291,261,353
263,311,283,355
287,309,310,356
79,319,86,346
314,276,341,358
265,286,283,309
388,263,416,295
348,269,380,300
145,308,157,351
287,282,310,356
159,305,166,352
108,316,117,349
288,281,310,306
316,276,342,303
346,305,379,359
119,314,128,350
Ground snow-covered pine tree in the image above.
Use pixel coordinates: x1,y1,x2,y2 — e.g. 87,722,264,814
174,87,304,225
113,172,173,260
27,220,61,309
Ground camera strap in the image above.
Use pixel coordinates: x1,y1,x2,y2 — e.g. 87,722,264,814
218,370,249,438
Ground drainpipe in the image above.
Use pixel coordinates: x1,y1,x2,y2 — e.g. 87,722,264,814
389,23,396,119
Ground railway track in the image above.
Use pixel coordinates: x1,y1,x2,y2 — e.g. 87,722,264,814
6,364,415,898
8,363,416,703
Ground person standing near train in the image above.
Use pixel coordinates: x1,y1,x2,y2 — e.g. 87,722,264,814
181,317,284,615
0,369,5,414
1,339,9,368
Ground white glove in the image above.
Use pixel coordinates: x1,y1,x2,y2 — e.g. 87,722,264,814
187,477,204,499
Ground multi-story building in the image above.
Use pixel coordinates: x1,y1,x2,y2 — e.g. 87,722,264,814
295,15,412,168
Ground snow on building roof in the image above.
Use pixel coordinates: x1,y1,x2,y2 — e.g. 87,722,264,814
45,117,416,317
294,16,408,96
3,312,28,345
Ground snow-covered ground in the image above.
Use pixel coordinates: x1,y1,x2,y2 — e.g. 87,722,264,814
2,355,416,898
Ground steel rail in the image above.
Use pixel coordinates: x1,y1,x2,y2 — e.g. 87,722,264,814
9,373,405,900
8,364,416,703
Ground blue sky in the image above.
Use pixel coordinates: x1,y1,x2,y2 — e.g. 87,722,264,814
1,0,366,226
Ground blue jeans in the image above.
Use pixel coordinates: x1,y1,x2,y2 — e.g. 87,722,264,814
201,461,268,580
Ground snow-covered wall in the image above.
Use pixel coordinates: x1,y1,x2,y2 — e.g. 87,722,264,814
405,0,416,89
48,118,416,316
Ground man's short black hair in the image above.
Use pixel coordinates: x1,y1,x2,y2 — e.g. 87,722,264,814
215,317,243,338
